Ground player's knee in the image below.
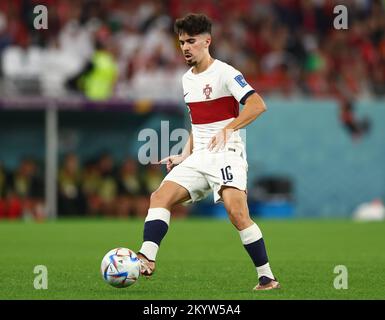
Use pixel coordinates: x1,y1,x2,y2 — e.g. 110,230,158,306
227,204,251,229
150,189,172,208
226,200,247,217
150,190,163,205
227,205,240,218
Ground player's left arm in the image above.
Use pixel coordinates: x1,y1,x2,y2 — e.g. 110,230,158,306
208,91,266,151
224,92,266,131
208,67,268,151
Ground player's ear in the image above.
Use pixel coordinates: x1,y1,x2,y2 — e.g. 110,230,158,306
205,35,211,48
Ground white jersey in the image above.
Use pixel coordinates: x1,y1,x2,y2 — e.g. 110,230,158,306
182,59,255,153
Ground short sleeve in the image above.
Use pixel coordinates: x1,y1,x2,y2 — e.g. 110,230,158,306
223,66,255,104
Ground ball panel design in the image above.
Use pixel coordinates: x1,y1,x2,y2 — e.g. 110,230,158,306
101,248,140,288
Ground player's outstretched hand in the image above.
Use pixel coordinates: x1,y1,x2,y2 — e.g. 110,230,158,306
158,155,185,172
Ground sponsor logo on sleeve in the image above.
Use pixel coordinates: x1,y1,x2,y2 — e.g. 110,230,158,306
234,75,247,88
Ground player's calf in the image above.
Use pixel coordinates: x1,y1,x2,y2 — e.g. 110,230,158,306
137,207,170,276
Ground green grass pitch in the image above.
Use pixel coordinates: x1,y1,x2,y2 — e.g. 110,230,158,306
0,218,384,300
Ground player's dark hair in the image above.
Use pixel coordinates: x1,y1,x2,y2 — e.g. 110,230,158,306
174,13,212,36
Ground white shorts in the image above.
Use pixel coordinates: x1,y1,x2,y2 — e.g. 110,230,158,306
163,147,248,203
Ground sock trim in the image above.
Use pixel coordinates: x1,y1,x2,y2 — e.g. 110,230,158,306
239,223,262,245
145,208,171,225
139,241,159,261
256,262,274,280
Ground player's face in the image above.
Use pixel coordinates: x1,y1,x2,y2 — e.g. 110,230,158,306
178,32,210,66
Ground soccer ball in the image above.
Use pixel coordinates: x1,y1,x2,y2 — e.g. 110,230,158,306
100,248,141,288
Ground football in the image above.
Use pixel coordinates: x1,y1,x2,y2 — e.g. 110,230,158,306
100,248,141,288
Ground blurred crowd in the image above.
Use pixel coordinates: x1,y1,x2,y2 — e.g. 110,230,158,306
0,153,188,220
0,0,384,101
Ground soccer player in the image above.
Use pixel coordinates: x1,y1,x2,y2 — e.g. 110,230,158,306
137,13,280,291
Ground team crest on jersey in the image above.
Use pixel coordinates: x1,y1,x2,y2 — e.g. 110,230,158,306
203,84,212,100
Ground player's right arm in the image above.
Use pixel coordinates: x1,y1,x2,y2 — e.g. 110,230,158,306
158,131,193,172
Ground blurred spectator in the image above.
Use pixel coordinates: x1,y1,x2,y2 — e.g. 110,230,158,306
0,162,7,218
2,33,42,95
57,1,97,64
0,11,11,66
58,153,85,216
142,163,164,195
97,153,118,217
370,62,385,97
67,38,118,100
0,161,6,198
81,158,102,216
116,157,147,218
339,98,371,141
6,158,45,220
40,36,85,96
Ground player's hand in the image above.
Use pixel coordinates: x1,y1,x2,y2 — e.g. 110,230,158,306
207,128,234,152
158,155,185,172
